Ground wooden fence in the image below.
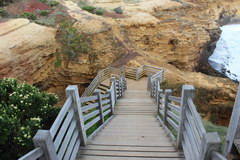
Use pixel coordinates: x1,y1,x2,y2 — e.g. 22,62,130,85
148,72,227,160
125,65,164,81
82,65,164,97
19,75,126,160
223,84,240,159
81,66,124,97
19,64,163,160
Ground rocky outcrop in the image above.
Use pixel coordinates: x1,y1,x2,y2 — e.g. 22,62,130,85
1,0,240,123
0,19,58,84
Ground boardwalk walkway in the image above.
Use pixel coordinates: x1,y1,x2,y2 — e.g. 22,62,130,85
77,78,185,160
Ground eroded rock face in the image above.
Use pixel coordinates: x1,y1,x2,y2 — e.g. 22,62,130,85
0,19,59,84
1,0,240,124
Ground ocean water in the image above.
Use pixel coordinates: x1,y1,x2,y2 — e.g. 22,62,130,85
209,24,240,81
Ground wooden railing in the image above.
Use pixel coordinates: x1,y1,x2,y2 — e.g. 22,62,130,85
18,64,164,160
223,84,240,159
124,65,164,81
19,75,127,160
81,66,124,97
149,76,227,160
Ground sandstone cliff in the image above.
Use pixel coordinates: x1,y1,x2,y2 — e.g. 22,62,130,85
1,0,240,124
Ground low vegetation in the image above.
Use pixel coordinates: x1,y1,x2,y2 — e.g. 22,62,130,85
0,78,60,159
0,8,7,17
81,5,96,13
48,0,59,7
38,10,49,16
19,12,37,20
0,0,14,6
38,0,59,7
81,5,105,15
56,22,92,66
113,7,123,14
95,8,105,15
203,120,227,151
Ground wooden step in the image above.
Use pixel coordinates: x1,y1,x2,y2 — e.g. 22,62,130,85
78,155,185,160
78,150,184,158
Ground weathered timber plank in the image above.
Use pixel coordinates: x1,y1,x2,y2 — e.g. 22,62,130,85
78,150,184,158
80,144,177,152
77,155,185,160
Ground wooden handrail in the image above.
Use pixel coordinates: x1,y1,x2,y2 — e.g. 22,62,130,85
19,72,127,160
151,81,226,160
19,64,163,160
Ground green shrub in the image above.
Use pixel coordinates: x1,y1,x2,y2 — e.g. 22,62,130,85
19,12,36,20
57,22,91,62
38,0,48,3
39,10,49,16
81,5,96,13
203,120,227,151
95,8,105,15
113,6,123,14
48,0,59,7
0,78,59,159
54,52,62,67
0,0,14,7
0,8,7,17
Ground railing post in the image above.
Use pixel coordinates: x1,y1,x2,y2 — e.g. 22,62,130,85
124,77,127,90
163,89,172,126
135,68,139,80
155,80,159,101
111,77,117,103
33,130,58,160
94,90,104,124
177,85,195,149
147,75,151,91
117,80,121,99
66,85,87,146
121,78,124,98
107,89,114,115
198,132,221,160
223,84,240,157
157,81,160,107
157,89,163,115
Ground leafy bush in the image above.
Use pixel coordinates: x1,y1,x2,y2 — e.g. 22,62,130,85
39,10,49,16
48,0,59,7
0,8,7,17
81,5,96,13
203,120,227,151
58,22,91,62
0,78,59,159
38,0,48,3
19,12,36,20
0,0,14,7
95,8,105,15
54,52,62,67
113,7,123,14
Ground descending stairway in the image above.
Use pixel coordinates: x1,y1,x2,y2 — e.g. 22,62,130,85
77,77,185,160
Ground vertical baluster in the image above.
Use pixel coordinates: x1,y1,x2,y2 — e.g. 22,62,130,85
111,77,117,103
107,89,114,115
94,90,104,124
163,89,172,126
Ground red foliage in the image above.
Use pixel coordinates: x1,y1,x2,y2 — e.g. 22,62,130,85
24,0,51,13
6,0,51,15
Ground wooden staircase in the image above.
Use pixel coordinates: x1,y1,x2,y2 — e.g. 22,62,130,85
77,78,185,160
